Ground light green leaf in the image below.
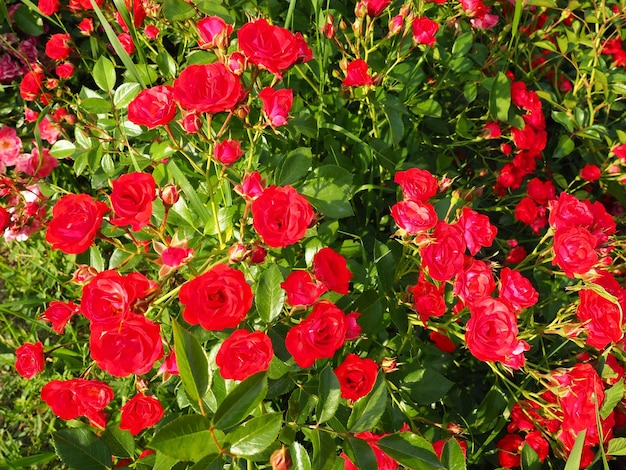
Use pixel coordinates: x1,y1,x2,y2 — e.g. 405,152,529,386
163,0,195,20
347,374,387,433
442,439,466,470
167,160,211,225
80,98,113,114
149,415,219,462
255,264,285,323
212,372,268,430
172,321,209,402
601,379,624,420
291,441,312,470
300,165,353,219
93,56,116,92
3,453,58,468
89,246,105,271
412,99,442,118
607,437,626,456
53,428,112,470
225,413,283,457
377,433,444,470
114,82,142,108
564,429,586,470
316,366,341,424
302,428,336,470
50,140,76,159
489,72,511,123
452,32,473,56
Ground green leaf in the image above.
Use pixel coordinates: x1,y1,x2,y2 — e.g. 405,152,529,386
108,248,135,269
194,0,233,20
489,72,511,123
50,140,77,159
53,428,112,470
153,451,178,470
276,147,313,186
601,379,624,419
114,82,142,108
300,165,354,219
212,372,268,430
412,99,442,118
13,5,44,36
167,160,211,225
403,368,453,404
377,433,444,470
521,442,541,470
163,0,195,20
102,426,135,459
89,245,105,272
442,438,466,470
2,453,57,468
302,428,336,470
80,98,113,114
347,374,387,433
149,415,219,462
255,264,285,323
473,386,508,432
93,56,117,92
172,320,209,402
553,135,575,160
345,436,378,469
607,437,626,456
189,454,224,470
452,32,473,56
225,412,283,457
291,441,312,470
564,429,586,470
317,365,341,424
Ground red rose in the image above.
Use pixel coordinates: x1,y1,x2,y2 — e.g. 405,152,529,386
410,274,446,323
41,379,113,428
42,300,79,333
390,199,438,234
20,70,44,101
412,17,439,46
498,267,538,312
580,164,601,182
334,354,378,401
465,297,528,368
453,259,495,306
128,85,177,129
237,19,299,76
173,63,243,114
526,178,555,205
118,33,135,54
313,247,353,295
497,434,523,468
552,226,598,278
197,16,232,49
420,222,466,281
55,62,75,79
109,172,156,231
576,289,623,349
394,168,438,201
429,331,455,353
548,192,593,231
363,0,391,16
45,34,71,60
46,193,109,254
281,270,327,307
179,264,253,331
342,59,373,87
456,207,497,256
119,393,164,435
90,314,164,377
258,87,293,127
285,300,347,368
213,139,243,165
15,342,45,379
215,329,274,381
251,185,314,248
38,0,59,15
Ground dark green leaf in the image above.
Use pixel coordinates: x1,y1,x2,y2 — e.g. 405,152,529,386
317,366,341,424
607,437,626,456
300,165,353,218
553,135,575,160
13,5,43,36
403,368,453,405
276,147,313,186
291,441,312,470
442,438,466,470
189,454,224,470
225,413,282,457
489,72,511,123
212,372,268,430
102,426,135,458
53,428,112,470
93,56,116,92
172,321,209,402
521,442,541,470
452,32,473,56
255,264,285,323
377,433,444,470
347,374,387,433
412,100,442,118
473,386,507,432
149,415,219,462
345,436,378,469
168,160,211,225
163,0,195,20
602,379,624,419
302,428,336,470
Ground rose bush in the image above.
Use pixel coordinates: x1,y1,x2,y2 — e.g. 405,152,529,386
1,0,626,468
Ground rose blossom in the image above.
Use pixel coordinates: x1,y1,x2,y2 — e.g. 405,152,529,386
109,172,156,231
0,126,22,167
215,329,274,381
390,199,438,234
251,185,314,248
14,146,58,178
412,17,439,46
576,289,623,349
580,164,601,182
173,63,243,114
548,192,593,231
90,314,164,377
38,0,59,15
453,259,495,306
46,193,109,254
197,16,232,49
237,19,300,76
20,70,44,101
213,139,243,165
456,207,497,255
119,393,164,435
342,59,373,87
15,341,45,379
128,85,177,129
258,87,293,127
41,378,113,428
421,222,466,281
411,274,446,323
281,270,327,307
45,34,72,61
42,300,79,333
334,354,378,401
313,247,353,295
285,300,347,368
179,264,253,331
552,226,598,278
498,267,538,312
394,167,438,201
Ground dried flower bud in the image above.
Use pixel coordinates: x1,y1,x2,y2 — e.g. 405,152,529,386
160,184,180,206
381,357,399,373
72,264,99,285
270,446,292,470
228,243,248,264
